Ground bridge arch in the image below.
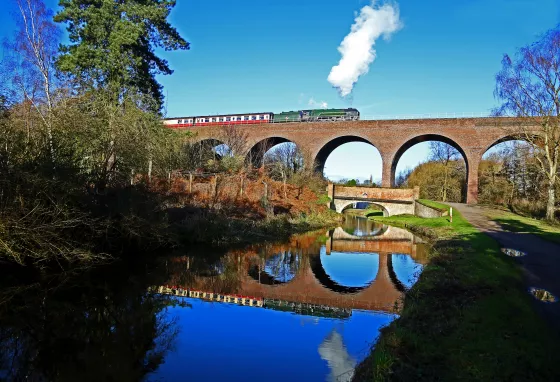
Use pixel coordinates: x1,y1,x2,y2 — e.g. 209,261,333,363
246,136,302,168
339,201,389,217
390,134,469,202
314,135,382,175
483,133,535,154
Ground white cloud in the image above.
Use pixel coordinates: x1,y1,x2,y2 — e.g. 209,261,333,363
328,1,403,97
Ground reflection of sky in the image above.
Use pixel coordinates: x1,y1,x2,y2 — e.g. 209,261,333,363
343,216,385,237
391,254,423,289
320,247,379,288
263,252,298,283
147,299,396,382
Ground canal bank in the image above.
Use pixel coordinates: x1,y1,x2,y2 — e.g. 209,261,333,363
353,202,560,381
0,214,423,381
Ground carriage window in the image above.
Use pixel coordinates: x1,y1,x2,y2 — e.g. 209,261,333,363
226,117,231,122
205,118,209,122
252,116,257,120
178,119,182,124
211,118,215,122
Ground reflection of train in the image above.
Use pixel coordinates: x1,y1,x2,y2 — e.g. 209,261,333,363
163,108,360,128
153,285,351,319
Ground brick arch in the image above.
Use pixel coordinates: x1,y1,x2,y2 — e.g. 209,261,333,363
313,135,383,174
185,137,228,160
482,133,535,154
389,133,470,202
245,136,306,168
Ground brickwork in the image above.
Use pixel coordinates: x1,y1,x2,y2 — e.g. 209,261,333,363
327,183,419,215
183,117,539,204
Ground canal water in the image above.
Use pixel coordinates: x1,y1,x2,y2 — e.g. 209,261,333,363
0,214,427,382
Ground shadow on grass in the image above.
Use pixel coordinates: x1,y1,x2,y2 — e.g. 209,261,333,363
353,214,560,381
494,217,560,244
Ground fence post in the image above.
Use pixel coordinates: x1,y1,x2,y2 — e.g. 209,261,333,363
450,207,453,223
189,173,193,193
239,176,244,198
213,175,218,197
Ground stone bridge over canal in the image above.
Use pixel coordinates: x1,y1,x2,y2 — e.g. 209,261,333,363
185,117,540,204
326,183,420,216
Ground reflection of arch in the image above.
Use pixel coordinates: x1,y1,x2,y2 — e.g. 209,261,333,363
387,254,406,293
314,135,380,173
309,255,377,294
246,137,296,167
247,252,300,285
334,225,390,240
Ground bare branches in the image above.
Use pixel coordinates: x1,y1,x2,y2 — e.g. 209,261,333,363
493,25,560,221
3,0,61,168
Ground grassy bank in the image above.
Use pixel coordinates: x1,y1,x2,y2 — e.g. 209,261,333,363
483,207,560,244
174,209,341,246
353,202,560,381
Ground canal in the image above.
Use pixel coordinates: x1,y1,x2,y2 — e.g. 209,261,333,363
0,214,427,381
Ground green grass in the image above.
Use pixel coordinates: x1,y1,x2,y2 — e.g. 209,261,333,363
354,202,560,381
484,208,560,245
417,198,450,212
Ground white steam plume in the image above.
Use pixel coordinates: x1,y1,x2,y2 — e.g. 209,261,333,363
308,97,328,109
328,1,402,97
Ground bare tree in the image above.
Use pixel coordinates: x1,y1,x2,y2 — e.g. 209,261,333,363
428,142,463,202
264,142,304,179
3,0,60,167
218,125,248,157
493,26,560,221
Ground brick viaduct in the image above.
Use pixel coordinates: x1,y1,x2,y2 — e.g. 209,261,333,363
187,117,537,204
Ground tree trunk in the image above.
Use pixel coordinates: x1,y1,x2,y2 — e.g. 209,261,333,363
546,178,556,221
442,166,449,202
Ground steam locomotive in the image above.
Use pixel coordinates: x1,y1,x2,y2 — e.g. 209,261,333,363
163,108,360,128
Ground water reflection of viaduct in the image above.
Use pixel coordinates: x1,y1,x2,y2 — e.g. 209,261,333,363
169,227,427,313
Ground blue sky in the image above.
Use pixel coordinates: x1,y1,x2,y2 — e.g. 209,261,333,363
1,0,559,181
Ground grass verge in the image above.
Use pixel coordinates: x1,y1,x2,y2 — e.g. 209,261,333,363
353,202,560,381
483,208,560,245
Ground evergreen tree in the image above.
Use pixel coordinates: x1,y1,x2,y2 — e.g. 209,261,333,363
54,0,189,111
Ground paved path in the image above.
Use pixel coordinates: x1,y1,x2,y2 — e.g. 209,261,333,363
449,203,560,331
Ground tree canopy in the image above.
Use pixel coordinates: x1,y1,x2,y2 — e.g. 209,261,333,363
54,0,189,111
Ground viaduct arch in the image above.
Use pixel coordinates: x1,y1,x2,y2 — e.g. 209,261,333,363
185,118,539,204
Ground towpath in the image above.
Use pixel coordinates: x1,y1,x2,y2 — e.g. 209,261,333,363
449,203,560,331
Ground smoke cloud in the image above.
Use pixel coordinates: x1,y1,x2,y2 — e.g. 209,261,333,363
308,97,328,109
328,1,402,97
